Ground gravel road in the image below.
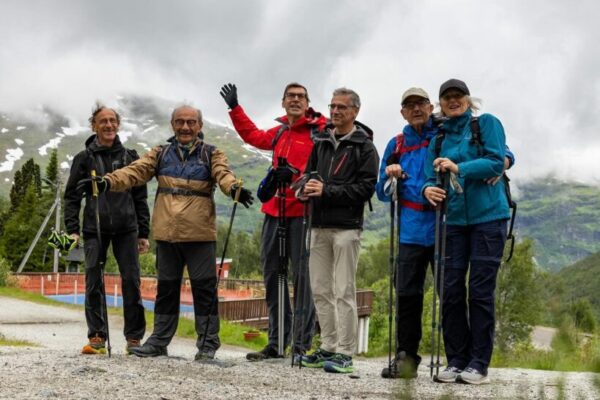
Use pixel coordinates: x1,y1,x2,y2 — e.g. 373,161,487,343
0,296,597,400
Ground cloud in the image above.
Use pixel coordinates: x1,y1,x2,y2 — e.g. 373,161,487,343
0,0,599,182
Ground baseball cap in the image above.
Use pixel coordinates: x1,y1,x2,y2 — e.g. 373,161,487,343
439,79,470,98
401,87,430,105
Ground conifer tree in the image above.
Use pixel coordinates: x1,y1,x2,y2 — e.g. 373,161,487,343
45,149,59,185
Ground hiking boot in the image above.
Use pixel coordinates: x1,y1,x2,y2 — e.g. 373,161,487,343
194,349,216,361
457,367,489,385
300,348,335,368
323,353,354,374
434,366,462,383
381,352,418,379
81,335,106,355
130,342,168,358
246,346,282,361
125,339,141,355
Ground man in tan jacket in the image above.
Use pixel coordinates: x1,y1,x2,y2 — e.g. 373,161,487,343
81,105,253,360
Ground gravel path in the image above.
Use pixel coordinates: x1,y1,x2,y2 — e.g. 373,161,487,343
0,296,598,400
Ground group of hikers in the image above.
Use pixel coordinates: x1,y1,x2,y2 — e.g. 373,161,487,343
63,78,513,385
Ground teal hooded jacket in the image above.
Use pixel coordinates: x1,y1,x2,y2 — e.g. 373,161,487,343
422,110,510,226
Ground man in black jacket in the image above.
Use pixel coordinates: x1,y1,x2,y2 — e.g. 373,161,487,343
64,104,150,355
299,88,379,374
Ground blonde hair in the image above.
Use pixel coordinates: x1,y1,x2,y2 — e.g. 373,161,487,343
436,95,481,116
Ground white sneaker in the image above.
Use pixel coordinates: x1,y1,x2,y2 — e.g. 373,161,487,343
457,367,489,385
434,366,462,383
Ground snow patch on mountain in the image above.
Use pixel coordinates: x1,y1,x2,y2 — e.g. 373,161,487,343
16,126,26,131
0,147,24,173
1,128,8,133
14,139,24,145
143,125,158,134
241,143,270,161
60,161,70,170
38,137,63,156
61,122,87,136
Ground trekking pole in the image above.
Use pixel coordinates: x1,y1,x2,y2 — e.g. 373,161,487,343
277,157,289,357
291,171,318,368
291,197,308,367
199,179,243,354
429,170,449,379
435,172,450,377
384,176,399,376
91,170,111,358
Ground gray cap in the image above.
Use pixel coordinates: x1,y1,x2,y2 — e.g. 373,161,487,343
401,87,430,105
439,79,470,98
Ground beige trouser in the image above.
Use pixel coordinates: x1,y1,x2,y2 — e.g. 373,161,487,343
309,228,361,356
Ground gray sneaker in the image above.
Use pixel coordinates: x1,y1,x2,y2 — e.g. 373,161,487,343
457,367,489,385
434,366,462,383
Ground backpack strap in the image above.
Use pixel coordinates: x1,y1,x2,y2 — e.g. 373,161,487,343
271,124,288,149
470,116,483,156
155,143,171,177
199,142,215,182
386,133,404,166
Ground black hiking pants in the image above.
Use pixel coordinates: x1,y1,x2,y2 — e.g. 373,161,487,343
442,219,507,375
261,215,316,353
395,243,434,365
146,241,220,355
83,231,146,340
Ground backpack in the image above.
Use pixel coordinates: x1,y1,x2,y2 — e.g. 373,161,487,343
154,141,216,198
155,141,215,177
434,116,517,260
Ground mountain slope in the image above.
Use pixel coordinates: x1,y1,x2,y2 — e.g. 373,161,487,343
2,96,600,269
514,178,600,270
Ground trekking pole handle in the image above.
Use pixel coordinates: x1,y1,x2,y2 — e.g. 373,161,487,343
233,178,243,202
91,170,99,198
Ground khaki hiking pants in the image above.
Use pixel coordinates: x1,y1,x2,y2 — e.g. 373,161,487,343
309,228,361,356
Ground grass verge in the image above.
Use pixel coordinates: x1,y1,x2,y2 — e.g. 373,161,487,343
0,287,265,351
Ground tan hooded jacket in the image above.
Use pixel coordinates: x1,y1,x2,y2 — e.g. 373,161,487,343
105,139,237,242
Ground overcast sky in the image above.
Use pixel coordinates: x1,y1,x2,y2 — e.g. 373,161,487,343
1,0,599,184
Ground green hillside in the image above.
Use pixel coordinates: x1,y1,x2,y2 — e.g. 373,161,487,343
515,177,600,270
556,250,600,320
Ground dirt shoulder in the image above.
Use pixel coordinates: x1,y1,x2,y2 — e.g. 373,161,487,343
0,296,597,400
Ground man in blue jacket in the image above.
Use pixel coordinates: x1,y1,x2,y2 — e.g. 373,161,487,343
377,87,514,379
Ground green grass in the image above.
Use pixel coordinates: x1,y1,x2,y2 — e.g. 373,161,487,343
0,286,265,351
0,333,35,347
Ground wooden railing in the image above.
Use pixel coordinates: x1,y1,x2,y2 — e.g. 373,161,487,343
13,273,374,329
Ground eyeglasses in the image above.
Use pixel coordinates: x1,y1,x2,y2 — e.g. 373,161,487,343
284,92,307,100
173,119,198,127
441,92,466,102
402,99,430,110
328,103,355,111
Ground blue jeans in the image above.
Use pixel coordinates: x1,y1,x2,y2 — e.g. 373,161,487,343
441,219,507,374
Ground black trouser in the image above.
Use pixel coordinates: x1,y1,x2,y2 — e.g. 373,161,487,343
442,220,507,374
261,215,316,352
146,241,220,354
395,243,434,365
83,231,145,340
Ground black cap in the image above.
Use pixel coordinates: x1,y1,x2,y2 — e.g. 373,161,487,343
439,79,470,98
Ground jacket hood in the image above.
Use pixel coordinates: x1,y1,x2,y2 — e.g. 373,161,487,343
275,107,327,127
85,134,125,153
320,119,373,144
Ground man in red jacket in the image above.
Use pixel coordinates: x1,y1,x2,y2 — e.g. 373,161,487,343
220,82,327,360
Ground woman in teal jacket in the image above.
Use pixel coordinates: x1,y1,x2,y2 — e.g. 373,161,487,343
423,79,510,385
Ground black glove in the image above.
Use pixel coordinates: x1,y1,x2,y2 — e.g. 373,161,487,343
76,176,110,196
220,83,238,109
231,185,254,208
274,165,298,184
